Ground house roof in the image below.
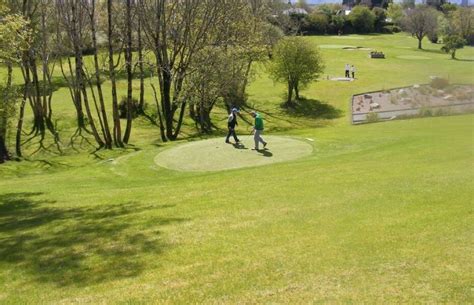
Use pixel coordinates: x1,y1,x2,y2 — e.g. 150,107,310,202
283,8,309,15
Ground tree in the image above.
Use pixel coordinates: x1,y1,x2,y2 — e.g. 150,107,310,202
184,47,237,133
331,15,346,35
296,0,311,12
106,0,123,147
373,7,387,31
269,37,324,106
426,0,446,11
451,7,474,45
0,3,30,162
349,6,376,33
387,3,404,25
441,34,466,59
304,12,329,34
122,0,133,144
402,5,439,49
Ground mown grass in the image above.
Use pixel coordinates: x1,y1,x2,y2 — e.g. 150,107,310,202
0,34,473,303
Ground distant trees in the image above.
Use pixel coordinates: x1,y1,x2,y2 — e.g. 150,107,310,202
402,5,439,49
451,7,474,45
269,37,324,106
387,3,404,25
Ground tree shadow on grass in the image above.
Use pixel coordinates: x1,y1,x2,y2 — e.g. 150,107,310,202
454,58,474,62
418,48,444,55
282,98,343,120
0,192,186,287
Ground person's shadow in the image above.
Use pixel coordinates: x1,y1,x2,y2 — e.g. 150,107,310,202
232,142,248,150
257,148,273,157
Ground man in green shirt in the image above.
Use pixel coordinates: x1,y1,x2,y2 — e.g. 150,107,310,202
250,111,267,150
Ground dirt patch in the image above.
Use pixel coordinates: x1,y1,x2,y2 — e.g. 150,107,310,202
351,84,474,123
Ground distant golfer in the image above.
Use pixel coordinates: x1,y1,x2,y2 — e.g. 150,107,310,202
250,111,267,150
345,63,350,78
225,107,240,144
351,65,356,79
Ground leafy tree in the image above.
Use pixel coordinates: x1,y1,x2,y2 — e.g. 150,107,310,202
0,4,29,162
349,6,376,33
387,3,404,25
304,12,329,34
441,34,466,59
331,15,346,34
440,3,457,15
451,7,474,45
373,7,387,31
269,37,324,106
402,5,439,49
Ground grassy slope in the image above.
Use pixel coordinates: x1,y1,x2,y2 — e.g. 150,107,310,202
0,34,473,303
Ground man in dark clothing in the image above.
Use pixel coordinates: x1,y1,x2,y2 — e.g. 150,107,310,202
225,108,240,144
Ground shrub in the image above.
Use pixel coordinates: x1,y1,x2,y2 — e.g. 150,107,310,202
119,97,141,119
419,106,433,117
430,77,449,90
428,32,439,44
382,25,401,33
366,111,379,123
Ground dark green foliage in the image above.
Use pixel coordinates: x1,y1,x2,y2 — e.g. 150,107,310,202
373,7,387,31
382,25,402,33
441,35,467,59
349,6,376,33
302,12,329,34
119,97,141,119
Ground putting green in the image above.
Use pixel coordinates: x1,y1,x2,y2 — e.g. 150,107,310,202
396,55,431,60
319,44,356,49
154,136,313,172
333,36,366,40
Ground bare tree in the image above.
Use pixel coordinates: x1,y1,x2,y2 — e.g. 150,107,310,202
138,0,243,141
85,0,113,148
107,0,123,147
57,0,106,148
15,0,62,156
403,5,439,49
122,0,133,144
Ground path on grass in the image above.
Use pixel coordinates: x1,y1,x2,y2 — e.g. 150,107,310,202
154,136,313,172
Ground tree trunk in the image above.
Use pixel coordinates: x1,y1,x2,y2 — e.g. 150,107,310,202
16,93,27,157
0,135,9,163
107,0,123,147
123,0,133,144
451,50,456,59
161,70,174,140
138,17,145,112
71,0,103,147
418,37,422,49
90,0,112,148
0,64,13,163
287,81,293,105
295,82,300,101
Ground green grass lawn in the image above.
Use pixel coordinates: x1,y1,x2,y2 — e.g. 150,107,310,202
0,34,473,303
